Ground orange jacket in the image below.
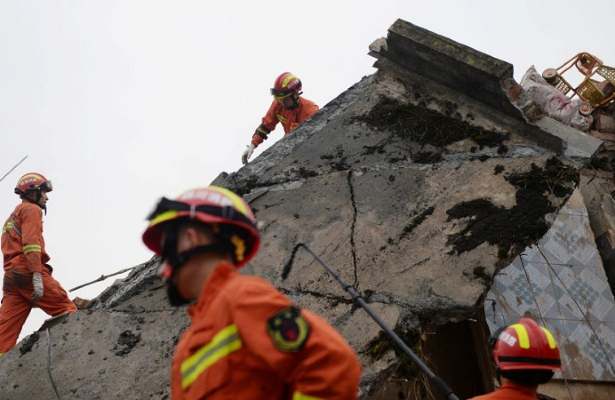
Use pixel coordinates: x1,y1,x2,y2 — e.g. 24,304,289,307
469,382,539,400
2,201,49,274
171,262,361,400
252,97,319,147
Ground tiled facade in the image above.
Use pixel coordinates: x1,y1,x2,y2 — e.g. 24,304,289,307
485,190,615,381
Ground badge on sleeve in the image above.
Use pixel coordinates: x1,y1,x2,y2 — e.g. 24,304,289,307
267,306,310,352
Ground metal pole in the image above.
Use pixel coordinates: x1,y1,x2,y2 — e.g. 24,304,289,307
282,243,460,400
0,155,28,184
69,266,136,292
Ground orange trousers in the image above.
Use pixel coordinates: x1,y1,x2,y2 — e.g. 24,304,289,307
0,268,76,354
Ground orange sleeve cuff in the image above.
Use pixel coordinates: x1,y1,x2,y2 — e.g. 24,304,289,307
251,134,264,147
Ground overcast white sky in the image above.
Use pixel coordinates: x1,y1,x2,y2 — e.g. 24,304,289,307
1,1,614,340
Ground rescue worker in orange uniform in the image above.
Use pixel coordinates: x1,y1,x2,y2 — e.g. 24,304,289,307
470,317,561,400
242,72,319,164
142,185,361,399
0,173,77,356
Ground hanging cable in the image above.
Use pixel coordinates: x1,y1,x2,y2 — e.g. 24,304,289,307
282,242,461,400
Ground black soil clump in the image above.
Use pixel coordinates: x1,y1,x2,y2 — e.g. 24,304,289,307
471,155,490,162
296,167,318,178
354,97,509,149
362,144,387,155
412,151,443,164
446,157,578,258
329,158,350,171
114,330,141,356
494,165,505,175
19,332,40,356
497,144,509,155
590,156,615,172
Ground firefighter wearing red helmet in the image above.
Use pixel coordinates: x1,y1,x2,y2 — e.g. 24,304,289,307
470,317,561,400
142,185,361,399
0,173,77,356
242,72,320,164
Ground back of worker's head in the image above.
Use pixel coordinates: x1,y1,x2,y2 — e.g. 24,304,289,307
490,317,561,386
142,186,260,306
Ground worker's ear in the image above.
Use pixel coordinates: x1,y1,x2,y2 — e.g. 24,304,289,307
178,225,214,251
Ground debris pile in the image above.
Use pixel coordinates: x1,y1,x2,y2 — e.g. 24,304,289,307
1,19,614,400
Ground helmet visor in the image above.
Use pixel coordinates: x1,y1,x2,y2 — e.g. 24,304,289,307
271,88,293,98
40,180,53,192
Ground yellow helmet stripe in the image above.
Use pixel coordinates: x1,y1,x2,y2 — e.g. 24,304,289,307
511,324,530,349
541,327,558,349
149,210,179,227
208,186,251,218
281,73,297,88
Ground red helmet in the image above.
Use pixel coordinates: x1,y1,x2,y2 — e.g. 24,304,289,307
493,318,561,372
142,186,260,270
271,72,302,98
15,172,53,195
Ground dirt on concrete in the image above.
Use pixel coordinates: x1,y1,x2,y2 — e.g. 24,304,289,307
353,97,510,149
114,330,141,356
446,157,579,258
19,332,40,356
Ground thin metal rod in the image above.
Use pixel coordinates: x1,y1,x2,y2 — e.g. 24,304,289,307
283,243,460,400
0,155,28,184
69,266,135,292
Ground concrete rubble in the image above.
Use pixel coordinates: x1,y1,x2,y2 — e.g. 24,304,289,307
1,18,614,400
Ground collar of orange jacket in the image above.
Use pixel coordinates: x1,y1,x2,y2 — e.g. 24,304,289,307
187,261,236,319
498,381,538,398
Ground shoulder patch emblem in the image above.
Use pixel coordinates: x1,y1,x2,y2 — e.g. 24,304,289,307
267,306,310,352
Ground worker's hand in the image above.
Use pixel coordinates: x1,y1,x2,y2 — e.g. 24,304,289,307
242,144,255,165
32,272,44,301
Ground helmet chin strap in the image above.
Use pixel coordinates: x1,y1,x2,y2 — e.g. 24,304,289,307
24,190,47,214
161,226,233,307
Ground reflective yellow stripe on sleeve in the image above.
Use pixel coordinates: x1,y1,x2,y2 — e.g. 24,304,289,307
180,324,242,389
293,392,321,400
22,244,42,254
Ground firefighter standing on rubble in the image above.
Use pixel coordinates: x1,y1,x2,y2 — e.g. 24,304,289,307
471,317,561,400
142,185,361,399
0,173,77,356
242,72,319,164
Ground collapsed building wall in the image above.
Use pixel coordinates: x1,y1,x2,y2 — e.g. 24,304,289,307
0,19,609,400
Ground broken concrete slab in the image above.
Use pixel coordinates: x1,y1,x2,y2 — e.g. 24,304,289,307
369,19,603,161
534,117,603,159
371,19,517,116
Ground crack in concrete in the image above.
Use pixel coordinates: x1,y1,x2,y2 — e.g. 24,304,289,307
347,170,359,288
279,287,353,305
